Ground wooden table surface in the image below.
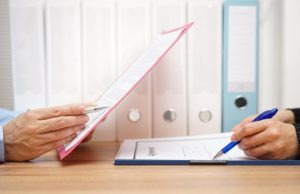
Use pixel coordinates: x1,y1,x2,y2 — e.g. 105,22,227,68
1,141,300,194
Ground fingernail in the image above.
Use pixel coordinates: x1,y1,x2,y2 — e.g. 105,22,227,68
71,134,77,139
244,122,255,128
231,134,238,141
232,127,239,132
78,105,85,113
84,116,89,122
80,125,86,130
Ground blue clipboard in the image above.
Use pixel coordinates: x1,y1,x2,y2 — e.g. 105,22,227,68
114,159,300,166
114,133,300,166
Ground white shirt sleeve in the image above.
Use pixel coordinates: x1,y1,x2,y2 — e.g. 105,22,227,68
0,125,4,163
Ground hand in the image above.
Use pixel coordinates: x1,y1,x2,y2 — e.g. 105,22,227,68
231,119,299,160
3,104,89,161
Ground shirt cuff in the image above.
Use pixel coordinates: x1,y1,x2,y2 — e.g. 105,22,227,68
0,125,5,163
289,108,300,124
294,124,300,159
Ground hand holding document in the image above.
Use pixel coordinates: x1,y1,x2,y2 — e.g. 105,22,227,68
57,23,194,159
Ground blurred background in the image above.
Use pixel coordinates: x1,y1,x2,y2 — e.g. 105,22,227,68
0,0,299,141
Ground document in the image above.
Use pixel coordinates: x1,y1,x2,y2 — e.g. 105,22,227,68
57,23,194,159
115,133,300,165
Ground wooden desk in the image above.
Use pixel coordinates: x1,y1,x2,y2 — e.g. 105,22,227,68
1,141,300,194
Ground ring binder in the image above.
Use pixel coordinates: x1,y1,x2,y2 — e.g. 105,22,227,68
222,0,259,132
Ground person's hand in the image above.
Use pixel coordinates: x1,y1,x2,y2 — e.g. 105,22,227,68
231,118,299,160
3,104,89,161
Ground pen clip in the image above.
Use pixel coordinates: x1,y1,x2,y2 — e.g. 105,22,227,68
84,106,109,114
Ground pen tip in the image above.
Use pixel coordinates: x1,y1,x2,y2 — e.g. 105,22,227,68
213,151,223,160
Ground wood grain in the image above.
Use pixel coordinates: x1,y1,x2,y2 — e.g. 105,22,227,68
1,142,300,194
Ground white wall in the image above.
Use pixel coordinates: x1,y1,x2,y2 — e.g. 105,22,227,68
259,0,300,111
0,0,14,109
259,0,283,111
282,0,300,108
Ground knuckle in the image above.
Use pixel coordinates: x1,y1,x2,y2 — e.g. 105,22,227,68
24,111,35,119
241,127,250,136
241,139,250,149
53,108,62,117
275,141,284,150
244,149,252,157
265,119,275,126
57,117,66,128
268,129,280,139
246,149,257,157
51,141,61,149
77,115,88,124
238,144,244,150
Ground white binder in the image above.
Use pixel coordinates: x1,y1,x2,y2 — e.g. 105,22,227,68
45,0,82,106
152,0,187,137
9,0,46,110
116,0,152,140
187,0,222,135
82,0,117,141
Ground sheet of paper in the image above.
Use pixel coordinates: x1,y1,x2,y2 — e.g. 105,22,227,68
115,133,254,161
58,23,194,159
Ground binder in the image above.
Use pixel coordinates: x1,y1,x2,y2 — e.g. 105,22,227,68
9,0,46,110
222,0,259,132
187,0,222,135
45,0,82,106
116,0,152,141
82,0,117,141
152,0,187,137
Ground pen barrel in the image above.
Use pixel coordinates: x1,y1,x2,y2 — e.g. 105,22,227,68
222,141,240,153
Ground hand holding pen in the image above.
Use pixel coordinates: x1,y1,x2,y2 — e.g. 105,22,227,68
213,108,278,159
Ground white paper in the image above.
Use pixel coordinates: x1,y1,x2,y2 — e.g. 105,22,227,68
64,28,184,151
116,133,254,161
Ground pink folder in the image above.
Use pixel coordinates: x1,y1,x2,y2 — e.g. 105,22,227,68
58,22,194,160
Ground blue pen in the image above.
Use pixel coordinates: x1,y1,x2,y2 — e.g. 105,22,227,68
213,108,278,159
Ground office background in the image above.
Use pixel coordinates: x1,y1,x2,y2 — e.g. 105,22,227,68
0,0,299,141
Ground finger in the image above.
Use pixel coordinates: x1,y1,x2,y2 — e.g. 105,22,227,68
232,116,255,132
38,124,85,144
38,115,89,133
243,144,272,159
33,104,87,120
41,133,77,153
83,101,96,107
238,129,273,150
231,119,273,141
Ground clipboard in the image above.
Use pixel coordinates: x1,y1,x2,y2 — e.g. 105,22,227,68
57,22,194,160
114,133,300,165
